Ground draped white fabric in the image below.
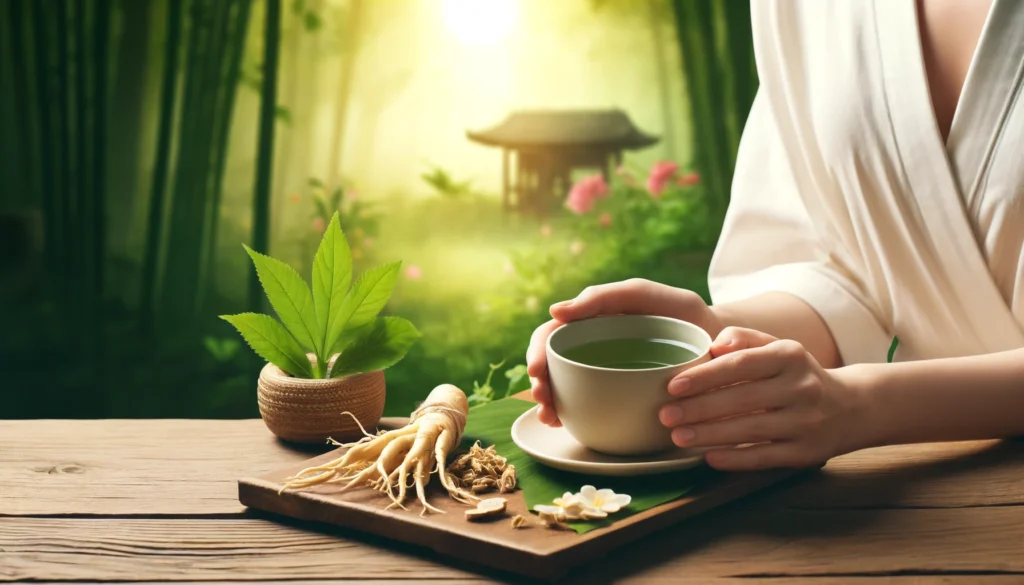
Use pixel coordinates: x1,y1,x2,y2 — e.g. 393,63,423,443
709,0,1024,364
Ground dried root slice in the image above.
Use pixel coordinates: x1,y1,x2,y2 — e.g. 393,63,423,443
464,497,508,521
499,465,517,493
445,441,518,499
510,514,527,529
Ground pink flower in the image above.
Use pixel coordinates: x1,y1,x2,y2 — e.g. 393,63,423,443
599,213,612,227
565,174,609,214
677,171,700,186
346,189,359,201
646,161,679,198
404,264,422,280
289,193,300,204
312,217,326,232
540,224,552,237
569,240,585,256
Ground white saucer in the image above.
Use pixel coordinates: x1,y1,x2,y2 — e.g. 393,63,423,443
510,405,707,477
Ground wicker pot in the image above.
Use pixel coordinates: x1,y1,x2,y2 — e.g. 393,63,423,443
257,362,386,444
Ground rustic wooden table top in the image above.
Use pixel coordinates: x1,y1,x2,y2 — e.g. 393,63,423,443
2,418,1022,584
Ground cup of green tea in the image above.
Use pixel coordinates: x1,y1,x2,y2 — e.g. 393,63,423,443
545,315,712,456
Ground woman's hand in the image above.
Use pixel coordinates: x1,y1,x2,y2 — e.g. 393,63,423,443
660,327,868,471
526,279,723,427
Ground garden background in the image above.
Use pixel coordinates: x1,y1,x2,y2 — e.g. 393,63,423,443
0,0,756,418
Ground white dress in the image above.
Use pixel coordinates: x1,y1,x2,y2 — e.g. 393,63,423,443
708,0,1024,364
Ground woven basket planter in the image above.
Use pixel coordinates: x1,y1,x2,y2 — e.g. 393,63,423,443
257,361,386,444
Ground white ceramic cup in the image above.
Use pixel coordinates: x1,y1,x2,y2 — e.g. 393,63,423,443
545,315,712,456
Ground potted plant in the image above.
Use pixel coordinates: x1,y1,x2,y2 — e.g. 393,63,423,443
221,212,420,443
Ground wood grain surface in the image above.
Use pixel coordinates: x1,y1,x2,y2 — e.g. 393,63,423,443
2,418,1023,583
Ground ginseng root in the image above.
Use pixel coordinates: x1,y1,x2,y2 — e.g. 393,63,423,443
279,383,471,515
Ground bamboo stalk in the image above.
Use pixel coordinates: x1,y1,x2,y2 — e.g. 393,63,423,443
106,0,151,256
269,4,300,249
13,0,43,208
325,0,363,190
0,2,16,199
718,0,756,170
140,0,185,334
647,0,676,161
177,0,230,316
30,0,59,285
672,0,721,204
92,0,110,303
73,0,93,310
162,0,213,323
56,0,74,311
249,0,282,312
200,0,252,310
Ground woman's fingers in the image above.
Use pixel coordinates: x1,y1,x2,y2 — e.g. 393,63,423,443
668,410,798,449
704,442,815,471
549,279,709,325
526,319,561,378
536,401,562,427
710,326,778,358
659,378,795,428
669,343,789,397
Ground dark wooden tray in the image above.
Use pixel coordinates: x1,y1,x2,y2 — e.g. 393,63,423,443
238,421,798,580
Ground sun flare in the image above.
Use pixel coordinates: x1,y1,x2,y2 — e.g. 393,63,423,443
442,0,518,46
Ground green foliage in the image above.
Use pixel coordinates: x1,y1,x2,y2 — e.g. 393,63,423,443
221,212,420,379
203,336,241,362
330,316,422,377
420,165,475,199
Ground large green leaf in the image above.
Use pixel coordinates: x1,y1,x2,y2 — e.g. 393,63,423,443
312,212,353,353
330,316,421,378
327,318,373,357
461,398,715,535
244,244,320,355
220,313,313,378
329,261,400,342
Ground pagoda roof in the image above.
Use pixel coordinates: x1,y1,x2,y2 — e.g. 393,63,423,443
467,109,659,150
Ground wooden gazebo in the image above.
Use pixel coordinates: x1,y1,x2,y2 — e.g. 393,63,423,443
467,109,659,215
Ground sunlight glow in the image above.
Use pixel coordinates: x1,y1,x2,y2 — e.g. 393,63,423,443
442,0,518,46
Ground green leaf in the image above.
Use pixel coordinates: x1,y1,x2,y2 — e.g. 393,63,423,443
220,313,313,378
330,316,421,378
327,318,373,357
329,261,400,342
244,244,321,355
312,213,353,354
503,364,530,397
462,398,714,535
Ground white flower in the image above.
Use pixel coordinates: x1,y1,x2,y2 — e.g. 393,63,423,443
576,485,631,514
533,504,566,517
534,487,629,524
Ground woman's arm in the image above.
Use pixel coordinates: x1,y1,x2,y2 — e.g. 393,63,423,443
840,350,1024,452
713,291,842,369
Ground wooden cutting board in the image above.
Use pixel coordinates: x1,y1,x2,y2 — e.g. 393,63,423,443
238,410,800,581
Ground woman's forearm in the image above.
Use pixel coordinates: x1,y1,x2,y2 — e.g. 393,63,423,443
711,292,842,368
839,349,1024,452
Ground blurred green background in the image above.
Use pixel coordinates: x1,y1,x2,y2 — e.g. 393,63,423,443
0,0,756,419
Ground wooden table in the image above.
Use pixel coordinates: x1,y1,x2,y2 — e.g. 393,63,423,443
2,418,1023,584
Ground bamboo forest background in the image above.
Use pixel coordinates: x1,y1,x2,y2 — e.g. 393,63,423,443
0,0,757,418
